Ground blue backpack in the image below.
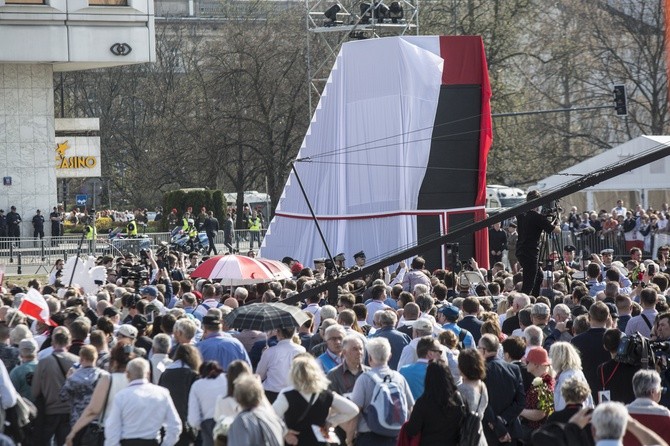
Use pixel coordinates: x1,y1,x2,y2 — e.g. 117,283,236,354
363,372,410,437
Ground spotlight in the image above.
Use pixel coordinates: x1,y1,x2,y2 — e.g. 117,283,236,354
374,1,389,22
388,1,403,23
360,2,372,24
324,4,341,26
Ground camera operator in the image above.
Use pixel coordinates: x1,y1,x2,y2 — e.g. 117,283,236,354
651,312,670,409
515,190,561,296
596,328,640,404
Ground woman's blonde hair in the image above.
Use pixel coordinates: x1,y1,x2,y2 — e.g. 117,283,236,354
549,341,582,374
290,353,330,394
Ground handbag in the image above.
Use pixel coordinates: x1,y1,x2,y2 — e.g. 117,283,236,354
78,422,105,446
77,374,113,446
13,395,37,428
458,387,484,446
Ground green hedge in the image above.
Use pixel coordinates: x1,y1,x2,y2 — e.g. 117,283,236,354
162,189,226,230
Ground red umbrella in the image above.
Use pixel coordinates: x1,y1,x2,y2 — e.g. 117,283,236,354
190,254,275,285
256,258,293,280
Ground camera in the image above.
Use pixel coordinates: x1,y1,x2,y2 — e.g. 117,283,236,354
324,259,337,279
616,333,670,369
541,199,562,217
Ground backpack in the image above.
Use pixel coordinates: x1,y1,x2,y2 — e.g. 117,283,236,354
457,329,470,350
458,390,483,446
363,371,410,437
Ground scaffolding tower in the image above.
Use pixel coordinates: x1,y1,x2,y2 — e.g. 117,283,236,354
305,0,419,112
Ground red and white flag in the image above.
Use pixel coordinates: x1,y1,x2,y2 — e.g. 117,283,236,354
18,288,55,326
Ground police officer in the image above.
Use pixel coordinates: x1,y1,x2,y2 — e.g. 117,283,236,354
353,251,366,268
32,209,45,239
186,218,198,252
126,215,138,237
50,206,63,245
182,208,193,231
0,210,6,238
6,206,21,241
203,211,219,256
247,210,262,249
84,220,97,240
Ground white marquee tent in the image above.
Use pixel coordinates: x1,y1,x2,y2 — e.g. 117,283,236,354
531,135,670,212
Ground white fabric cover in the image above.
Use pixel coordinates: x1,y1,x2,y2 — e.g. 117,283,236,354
260,36,444,264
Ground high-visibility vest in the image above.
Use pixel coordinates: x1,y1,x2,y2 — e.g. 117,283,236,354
248,217,261,231
127,220,138,236
182,217,189,231
188,226,198,238
84,225,96,240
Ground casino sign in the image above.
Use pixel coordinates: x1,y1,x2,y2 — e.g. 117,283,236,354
54,137,101,178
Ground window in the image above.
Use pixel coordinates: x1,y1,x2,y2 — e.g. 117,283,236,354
5,0,45,4
88,0,128,5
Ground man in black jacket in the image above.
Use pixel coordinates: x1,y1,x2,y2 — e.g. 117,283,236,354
570,301,611,403
479,334,525,446
515,191,561,296
202,211,219,256
489,222,507,266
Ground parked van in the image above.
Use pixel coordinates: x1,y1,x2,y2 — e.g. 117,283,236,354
486,185,526,209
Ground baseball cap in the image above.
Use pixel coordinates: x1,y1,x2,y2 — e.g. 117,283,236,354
117,324,138,339
526,347,551,366
18,338,38,355
140,286,158,298
413,319,433,333
438,305,460,319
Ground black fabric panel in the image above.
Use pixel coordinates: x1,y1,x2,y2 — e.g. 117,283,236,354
416,85,482,269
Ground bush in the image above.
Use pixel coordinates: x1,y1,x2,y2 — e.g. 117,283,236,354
163,189,226,230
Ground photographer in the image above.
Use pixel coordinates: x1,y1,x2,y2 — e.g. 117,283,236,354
515,190,561,296
142,248,174,311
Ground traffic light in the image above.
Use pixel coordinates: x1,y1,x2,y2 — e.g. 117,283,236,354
613,85,627,116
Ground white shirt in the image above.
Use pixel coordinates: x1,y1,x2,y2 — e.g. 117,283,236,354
195,299,220,318
304,303,322,330
365,300,390,325
397,338,421,370
104,378,182,446
149,353,173,385
256,339,306,392
188,373,228,428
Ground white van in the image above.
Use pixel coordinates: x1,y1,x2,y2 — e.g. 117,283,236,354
486,184,526,209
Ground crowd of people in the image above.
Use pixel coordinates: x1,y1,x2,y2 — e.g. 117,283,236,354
0,196,670,446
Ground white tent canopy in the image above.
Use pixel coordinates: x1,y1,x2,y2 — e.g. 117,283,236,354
531,135,670,211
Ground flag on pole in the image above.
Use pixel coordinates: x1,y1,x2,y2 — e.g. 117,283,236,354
18,288,55,326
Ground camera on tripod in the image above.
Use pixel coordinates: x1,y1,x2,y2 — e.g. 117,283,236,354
541,199,563,219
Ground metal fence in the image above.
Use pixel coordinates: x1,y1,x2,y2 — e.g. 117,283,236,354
0,230,268,267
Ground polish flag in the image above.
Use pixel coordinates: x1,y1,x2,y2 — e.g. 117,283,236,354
18,289,56,326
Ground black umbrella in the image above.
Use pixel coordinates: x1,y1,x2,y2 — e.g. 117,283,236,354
224,302,309,332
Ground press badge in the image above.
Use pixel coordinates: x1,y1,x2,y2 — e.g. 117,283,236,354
598,390,611,404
